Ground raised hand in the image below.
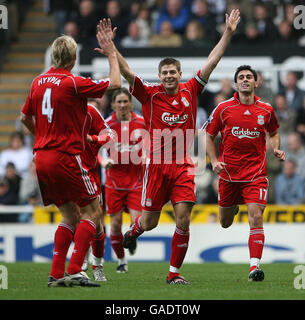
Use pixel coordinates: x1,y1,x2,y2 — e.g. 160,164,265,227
225,9,240,34
97,18,117,40
95,23,115,57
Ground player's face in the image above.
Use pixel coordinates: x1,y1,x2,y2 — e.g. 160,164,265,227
158,64,182,93
113,93,132,121
235,70,257,94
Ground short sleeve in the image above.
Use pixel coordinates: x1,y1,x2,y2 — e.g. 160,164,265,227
266,108,280,134
184,70,206,97
74,77,110,98
130,76,154,104
21,94,33,116
88,105,108,135
205,105,223,137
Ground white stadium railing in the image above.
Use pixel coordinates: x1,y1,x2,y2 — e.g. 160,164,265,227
44,46,305,94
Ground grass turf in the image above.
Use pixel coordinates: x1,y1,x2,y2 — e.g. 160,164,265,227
0,262,304,300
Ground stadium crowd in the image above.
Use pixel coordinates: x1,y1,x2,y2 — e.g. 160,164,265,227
0,0,305,222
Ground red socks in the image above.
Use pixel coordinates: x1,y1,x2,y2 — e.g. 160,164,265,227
91,231,105,259
50,223,74,279
130,215,144,237
110,232,125,259
67,219,96,275
249,227,265,269
168,227,190,280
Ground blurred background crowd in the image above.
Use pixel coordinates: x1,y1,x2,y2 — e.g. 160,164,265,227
0,0,304,221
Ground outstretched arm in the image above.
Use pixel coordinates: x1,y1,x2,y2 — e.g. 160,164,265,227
95,22,121,90
97,19,135,87
200,9,240,83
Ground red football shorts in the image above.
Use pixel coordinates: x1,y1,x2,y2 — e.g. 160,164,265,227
141,160,196,212
105,186,142,214
35,150,100,208
218,177,269,207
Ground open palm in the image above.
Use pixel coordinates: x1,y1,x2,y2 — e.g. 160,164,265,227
225,9,240,33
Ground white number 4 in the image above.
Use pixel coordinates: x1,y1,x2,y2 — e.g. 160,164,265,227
259,188,267,201
42,88,54,123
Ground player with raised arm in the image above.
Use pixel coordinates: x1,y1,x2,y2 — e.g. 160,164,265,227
20,27,121,287
89,88,146,273
98,10,240,285
205,65,286,281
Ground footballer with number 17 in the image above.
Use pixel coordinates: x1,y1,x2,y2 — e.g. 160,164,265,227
205,65,286,281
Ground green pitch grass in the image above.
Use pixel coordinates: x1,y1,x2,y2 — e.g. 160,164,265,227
0,262,304,300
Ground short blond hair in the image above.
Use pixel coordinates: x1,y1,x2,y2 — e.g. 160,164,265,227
51,35,77,69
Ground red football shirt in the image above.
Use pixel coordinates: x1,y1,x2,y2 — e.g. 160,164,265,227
21,67,109,155
130,71,205,163
81,104,109,170
206,92,279,182
104,112,146,190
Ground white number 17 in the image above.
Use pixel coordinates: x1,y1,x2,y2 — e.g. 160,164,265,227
42,88,54,123
259,188,267,201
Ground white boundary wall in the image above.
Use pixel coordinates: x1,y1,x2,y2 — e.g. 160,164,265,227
1,223,304,263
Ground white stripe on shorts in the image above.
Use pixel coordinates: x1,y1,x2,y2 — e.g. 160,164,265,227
75,155,95,195
141,158,150,207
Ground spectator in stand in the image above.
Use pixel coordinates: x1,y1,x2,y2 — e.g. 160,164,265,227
182,20,212,47
135,4,152,42
274,93,296,147
279,71,305,111
284,132,305,181
275,159,304,205
150,20,182,47
252,3,277,43
0,177,18,205
220,1,246,44
255,71,275,106
190,0,218,42
4,162,21,204
121,21,149,48
243,22,260,44
155,0,190,35
0,131,33,179
105,0,130,43
276,20,295,44
75,0,98,47
49,0,77,35
19,161,41,205
296,95,305,143
63,20,79,42
284,3,304,41
217,78,235,100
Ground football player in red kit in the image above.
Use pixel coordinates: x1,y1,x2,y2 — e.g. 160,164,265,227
20,28,121,287
97,10,240,285
90,88,146,273
205,65,286,281
80,103,113,282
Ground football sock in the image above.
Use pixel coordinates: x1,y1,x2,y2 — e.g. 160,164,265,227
91,231,105,269
168,227,190,279
50,223,74,279
130,215,144,237
67,219,96,275
248,227,265,270
110,231,125,259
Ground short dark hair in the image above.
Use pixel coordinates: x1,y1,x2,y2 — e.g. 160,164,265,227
111,87,132,102
234,65,257,83
158,57,181,73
